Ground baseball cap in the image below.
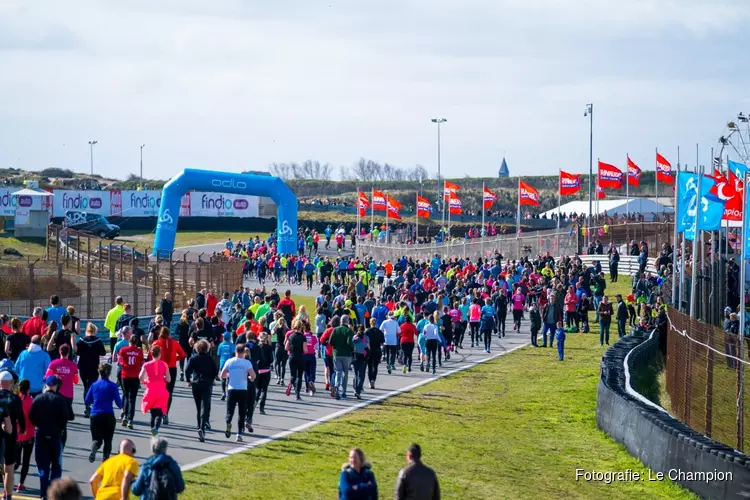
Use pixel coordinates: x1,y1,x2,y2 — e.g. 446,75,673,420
45,375,60,386
0,372,12,382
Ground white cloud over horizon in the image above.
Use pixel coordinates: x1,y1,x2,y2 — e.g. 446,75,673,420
0,0,748,183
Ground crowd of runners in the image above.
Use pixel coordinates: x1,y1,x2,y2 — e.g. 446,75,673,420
0,226,674,499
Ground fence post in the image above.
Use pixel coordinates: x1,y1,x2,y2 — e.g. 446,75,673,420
705,326,714,438
55,226,59,265
98,240,103,278
27,262,35,313
182,254,188,304
132,248,139,317
77,237,81,274
86,263,93,318
169,251,175,299
151,264,158,313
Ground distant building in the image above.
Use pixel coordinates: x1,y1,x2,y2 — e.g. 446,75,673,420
498,157,510,178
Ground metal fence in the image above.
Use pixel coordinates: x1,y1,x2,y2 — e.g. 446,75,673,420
0,226,245,319
666,307,750,452
357,229,579,262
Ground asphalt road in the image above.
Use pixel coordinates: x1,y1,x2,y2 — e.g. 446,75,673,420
173,241,354,263
16,327,529,499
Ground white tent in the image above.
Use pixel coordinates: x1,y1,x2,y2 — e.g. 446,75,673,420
540,197,674,219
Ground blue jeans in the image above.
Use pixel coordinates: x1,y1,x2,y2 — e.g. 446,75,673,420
617,319,626,338
36,436,62,497
542,323,555,347
334,356,351,397
600,322,610,345
557,340,565,360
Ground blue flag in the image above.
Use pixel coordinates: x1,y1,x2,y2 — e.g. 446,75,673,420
728,159,749,177
676,172,725,240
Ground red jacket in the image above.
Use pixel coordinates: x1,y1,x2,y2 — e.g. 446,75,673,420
206,294,218,317
152,337,186,368
21,317,45,338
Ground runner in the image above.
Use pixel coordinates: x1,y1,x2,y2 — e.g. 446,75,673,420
423,314,440,375
381,312,399,375
284,320,307,401
302,321,318,396
117,334,143,430
351,326,369,399
85,363,122,463
398,316,417,374
151,326,186,425
138,345,170,436
76,323,107,418
184,339,218,442
364,318,384,389
220,344,256,442
14,379,34,495
255,332,274,415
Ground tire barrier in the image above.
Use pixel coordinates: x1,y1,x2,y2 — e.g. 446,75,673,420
597,329,750,499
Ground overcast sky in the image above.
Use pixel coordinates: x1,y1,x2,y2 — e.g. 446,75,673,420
1,0,748,182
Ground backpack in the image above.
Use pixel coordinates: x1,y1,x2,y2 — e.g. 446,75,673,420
148,462,177,500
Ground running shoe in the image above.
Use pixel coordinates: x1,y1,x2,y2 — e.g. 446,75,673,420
236,434,243,442
221,394,226,401
88,449,96,463
420,364,424,372
387,367,392,375
225,424,231,439
127,421,134,430
260,408,266,415
121,417,127,427
311,384,316,395
246,423,254,433
180,372,185,382
330,386,336,398
432,369,436,375
355,393,361,400
296,395,302,401
370,381,375,389
163,415,169,425
325,382,330,391
15,484,24,493
402,366,407,374
341,394,348,400
151,428,158,437
198,429,205,442
285,383,293,396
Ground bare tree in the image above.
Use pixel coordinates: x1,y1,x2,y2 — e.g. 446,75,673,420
407,164,429,182
269,162,292,179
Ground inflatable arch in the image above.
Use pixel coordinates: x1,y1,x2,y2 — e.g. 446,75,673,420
153,169,298,257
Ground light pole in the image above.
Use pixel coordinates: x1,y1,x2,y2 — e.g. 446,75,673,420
88,140,98,176
431,118,447,225
140,144,146,189
584,103,593,243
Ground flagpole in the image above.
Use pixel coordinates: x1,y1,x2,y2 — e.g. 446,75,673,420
690,146,701,318
481,181,486,258
447,191,452,241
626,153,630,218
739,168,748,450
596,158,600,224
655,147,660,219
517,177,521,257
671,165,679,307
678,146,686,311
371,187,374,241
356,187,361,245
557,171,561,230
441,180,446,237
415,191,419,245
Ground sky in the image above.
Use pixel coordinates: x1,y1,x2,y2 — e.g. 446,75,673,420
1,0,749,182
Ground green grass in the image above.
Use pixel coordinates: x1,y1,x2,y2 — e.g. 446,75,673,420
182,279,695,500
0,231,47,260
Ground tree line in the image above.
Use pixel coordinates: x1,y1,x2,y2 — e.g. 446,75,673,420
269,158,431,183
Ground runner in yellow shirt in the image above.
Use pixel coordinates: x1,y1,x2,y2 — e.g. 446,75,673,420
89,439,139,500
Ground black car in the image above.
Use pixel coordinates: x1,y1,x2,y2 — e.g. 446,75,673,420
64,211,120,238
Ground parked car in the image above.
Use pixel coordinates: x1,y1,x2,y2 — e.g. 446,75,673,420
63,211,120,238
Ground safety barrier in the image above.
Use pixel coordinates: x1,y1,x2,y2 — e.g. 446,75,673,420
576,255,658,276
597,328,750,498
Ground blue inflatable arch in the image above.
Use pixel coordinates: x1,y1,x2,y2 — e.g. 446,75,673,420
153,169,298,257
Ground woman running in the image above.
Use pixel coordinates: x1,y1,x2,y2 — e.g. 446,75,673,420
351,326,369,399
468,299,481,348
423,314,440,375
14,380,34,495
184,339,218,442
303,320,318,396
271,315,288,385
284,320,307,401
151,326,186,425
176,311,191,381
85,363,122,463
480,298,496,353
45,343,78,447
256,332,274,414
511,285,525,332
320,317,338,394
117,334,143,430
398,316,416,374
76,323,107,418
139,345,170,436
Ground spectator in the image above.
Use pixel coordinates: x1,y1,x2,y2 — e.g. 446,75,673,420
338,447,377,500
131,437,185,500
395,443,440,500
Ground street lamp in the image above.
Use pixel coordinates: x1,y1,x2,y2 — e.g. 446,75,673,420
140,144,146,189
88,140,98,176
583,104,593,243
431,118,447,221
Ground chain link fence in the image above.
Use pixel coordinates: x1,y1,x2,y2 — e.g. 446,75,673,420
0,226,245,319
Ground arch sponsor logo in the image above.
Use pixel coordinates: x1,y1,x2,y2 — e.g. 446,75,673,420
62,192,103,210
211,178,247,190
128,192,161,215
199,194,251,215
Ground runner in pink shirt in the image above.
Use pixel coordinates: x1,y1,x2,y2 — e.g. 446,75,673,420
469,299,482,347
511,286,526,331
303,326,318,395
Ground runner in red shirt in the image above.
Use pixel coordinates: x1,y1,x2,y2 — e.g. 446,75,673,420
118,335,144,428
21,308,45,338
399,316,417,374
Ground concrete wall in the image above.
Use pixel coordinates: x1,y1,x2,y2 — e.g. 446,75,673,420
597,331,750,499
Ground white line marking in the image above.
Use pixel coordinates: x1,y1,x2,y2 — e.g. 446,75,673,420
181,342,528,472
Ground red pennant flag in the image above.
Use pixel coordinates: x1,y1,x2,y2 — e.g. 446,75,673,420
519,180,539,206
417,196,433,218
357,191,370,217
372,190,387,211
627,156,641,187
444,181,460,197
656,153,674,184
482,186,497,209
598,161,623,189
709,168,743,221
559,170,581,196
448,193,463,214
386,195,402,220
596,186,606,199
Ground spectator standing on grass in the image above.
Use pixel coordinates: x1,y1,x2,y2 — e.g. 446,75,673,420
615,294,627,339
131,437,185,500
104,297,125,354
555,321,566,361
395,443,440,500
338,447,377,500
598,295,613,346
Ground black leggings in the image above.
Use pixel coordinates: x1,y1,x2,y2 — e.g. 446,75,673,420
121,378,140,423
82,373,98,408
150,408,163,431
226,389,247,434
367,350,381,382
483,330,492,351
426,339,439,370
167,367,177,415
496,315,506,336
90,413,116,460
401,343,414,370
274,350,287,380
385,345,398,368
246,383,257,424
256,372,271,411
469,322,480,344
191,383,212,430
566,311,577,329
289,356,305,396
512,310,523,330
15,439,33,485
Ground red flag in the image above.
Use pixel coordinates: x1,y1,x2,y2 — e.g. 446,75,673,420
519,180,539,206
357,191,370,217
482,186,497,209
598,161,623,189
448,193,463,214
559,170,581,196
417,196,433,218
627,156,641,187
372,190,386,211
386,195,402,220
709,168,743,221
656,153,674,184
444,181,460,197
596,186,606,199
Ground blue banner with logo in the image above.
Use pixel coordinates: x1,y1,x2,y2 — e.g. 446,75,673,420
676,172,725,240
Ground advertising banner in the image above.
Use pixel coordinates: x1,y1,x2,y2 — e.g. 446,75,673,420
189,192,259,218
52,190,111,217
0,189,19,216
120,190,163,217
